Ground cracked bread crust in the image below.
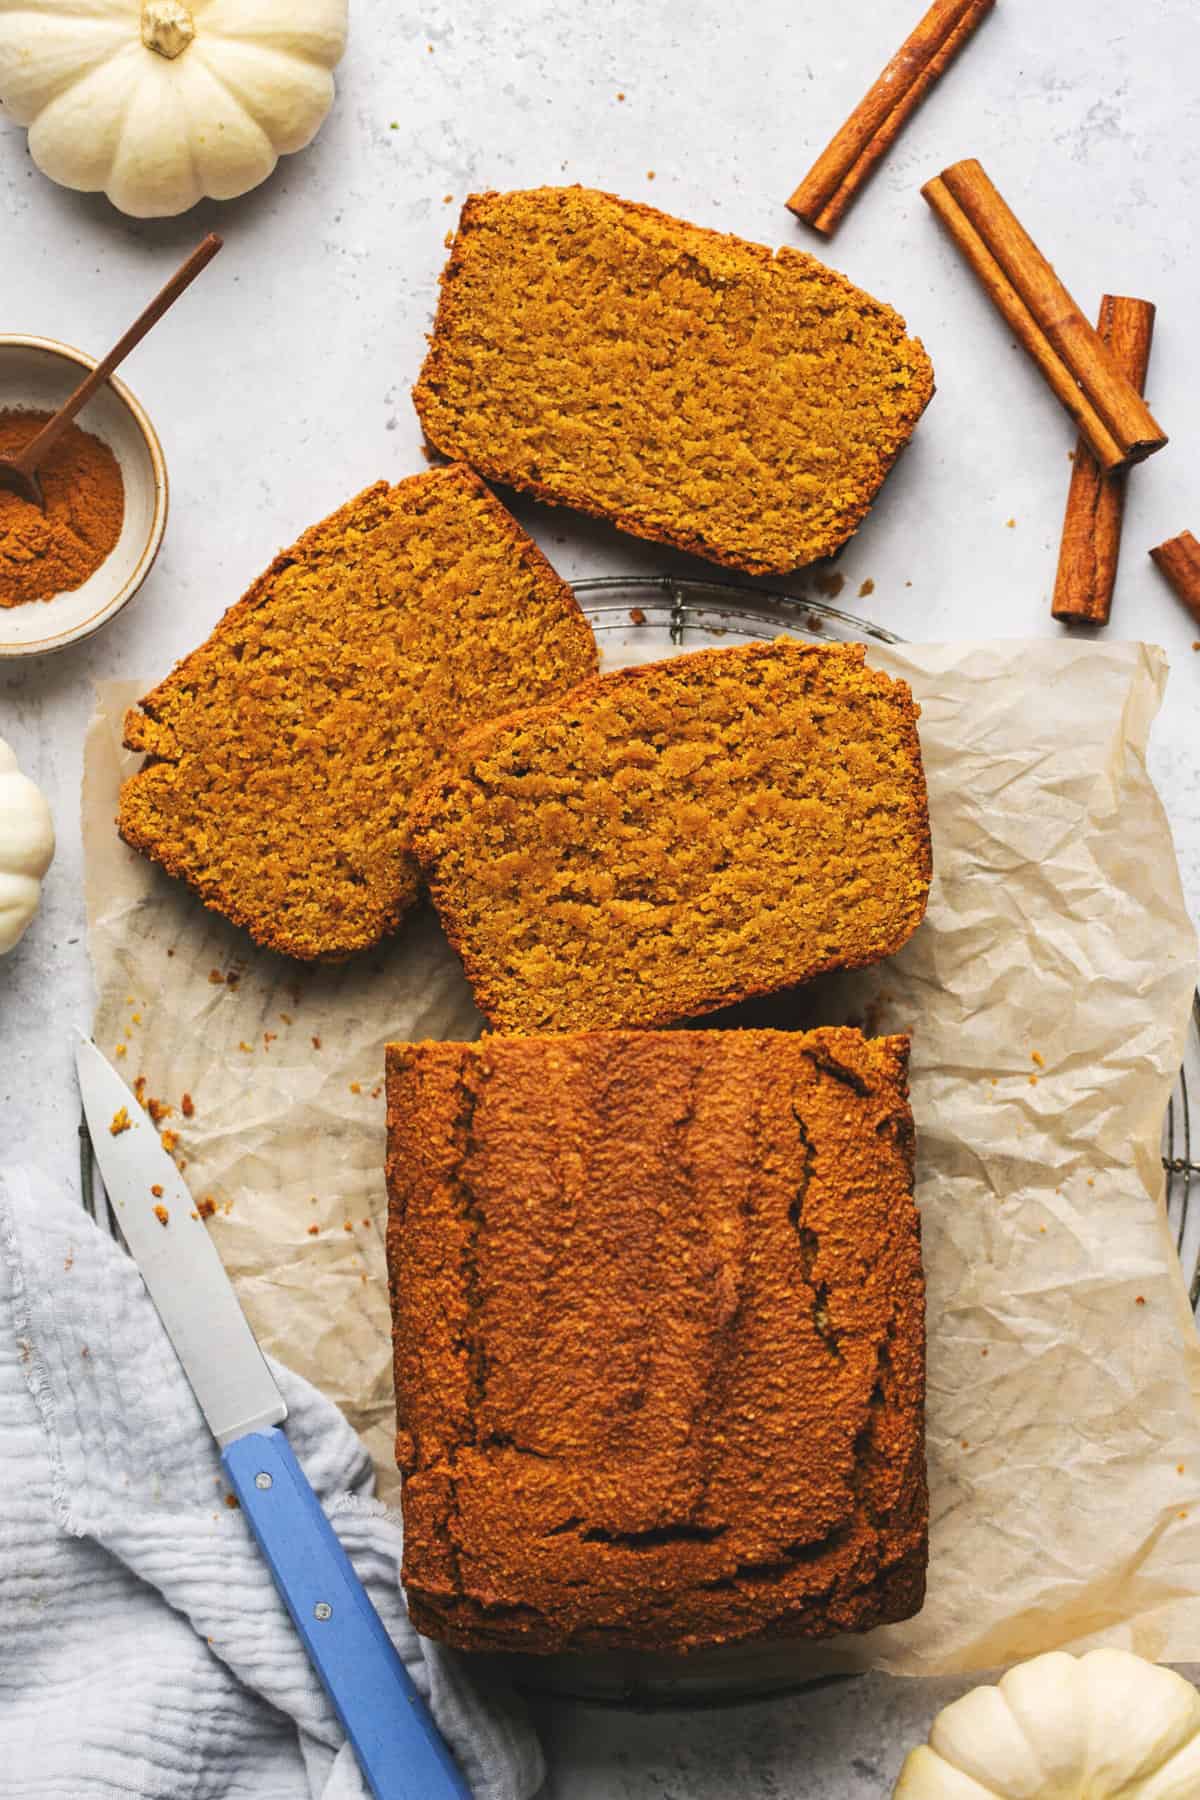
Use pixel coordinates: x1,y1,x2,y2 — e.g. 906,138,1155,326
386,1026,926,1655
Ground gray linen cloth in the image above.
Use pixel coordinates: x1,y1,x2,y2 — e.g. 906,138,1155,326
0,1163,544,1800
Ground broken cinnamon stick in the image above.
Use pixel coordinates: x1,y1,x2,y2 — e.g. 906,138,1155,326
788,0,995,235
1051,296,1156,626
1150,532,1200,628
922,159,1168,472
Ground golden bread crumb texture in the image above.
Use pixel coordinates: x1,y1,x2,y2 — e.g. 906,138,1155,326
118,465,597,960
411,640,932,1033
386,1026,927,1655
414,187,935,575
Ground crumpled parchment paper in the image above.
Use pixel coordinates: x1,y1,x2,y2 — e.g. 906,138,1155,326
84,633,1200,1676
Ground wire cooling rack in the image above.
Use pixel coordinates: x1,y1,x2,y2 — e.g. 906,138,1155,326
78,573,1200,1708
1165,990,1200,1313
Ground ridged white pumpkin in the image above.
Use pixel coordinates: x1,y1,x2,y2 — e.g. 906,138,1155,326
894,1650,1200,1800
0,737,54,955
0,0,348,217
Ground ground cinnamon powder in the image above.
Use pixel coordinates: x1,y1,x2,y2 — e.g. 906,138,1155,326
0,409,124,607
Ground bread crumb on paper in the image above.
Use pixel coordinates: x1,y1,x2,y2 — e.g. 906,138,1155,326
153,1205,169,1227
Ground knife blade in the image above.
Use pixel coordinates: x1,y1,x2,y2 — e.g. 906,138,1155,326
76,1035,285,1445
75,1036,471,1800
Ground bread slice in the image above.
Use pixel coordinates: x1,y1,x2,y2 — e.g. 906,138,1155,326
410,639,931,1032
413,187,934,576
386,1026,927,1655
119,465,597,960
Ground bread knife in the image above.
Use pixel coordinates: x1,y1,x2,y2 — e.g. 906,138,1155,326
75,1037,471,1800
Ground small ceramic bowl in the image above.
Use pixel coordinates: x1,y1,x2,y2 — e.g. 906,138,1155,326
0,335,167,658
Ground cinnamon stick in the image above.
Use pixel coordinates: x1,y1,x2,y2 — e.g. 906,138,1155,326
1150,532,1200,628
788,0,995,235
922,159,1168,472
1051,296,1156,626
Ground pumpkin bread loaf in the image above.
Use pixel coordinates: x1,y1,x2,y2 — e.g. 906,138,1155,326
119,465,597,960
386,1026,927,1655
414,187,935,575
409,639,931,1033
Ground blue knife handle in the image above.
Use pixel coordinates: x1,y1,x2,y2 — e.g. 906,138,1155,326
223,1428,472,1800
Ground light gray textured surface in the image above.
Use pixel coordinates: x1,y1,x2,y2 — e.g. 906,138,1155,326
1,0,1199,1791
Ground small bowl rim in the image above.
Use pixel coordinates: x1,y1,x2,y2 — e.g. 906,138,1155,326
0,332,168,659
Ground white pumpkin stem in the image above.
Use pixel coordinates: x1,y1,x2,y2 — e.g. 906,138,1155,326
141,0,195,59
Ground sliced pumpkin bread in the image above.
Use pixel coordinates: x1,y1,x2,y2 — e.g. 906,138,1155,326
119,464,597,960
409,639,931,1032
414,187,935,576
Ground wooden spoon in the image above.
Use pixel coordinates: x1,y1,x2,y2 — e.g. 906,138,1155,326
0,233,223,510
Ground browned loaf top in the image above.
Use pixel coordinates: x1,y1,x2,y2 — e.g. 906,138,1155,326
413,187,935,575
118,465,597,961
386,1026,927,1655
409,639,932,1033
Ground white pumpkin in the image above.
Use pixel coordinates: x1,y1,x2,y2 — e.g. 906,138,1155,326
0,0,348,217
894,1650,1200,1800
0,738,54,955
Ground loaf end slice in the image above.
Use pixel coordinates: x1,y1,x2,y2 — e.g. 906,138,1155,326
414,186,934,575
386,1026,927,1655
119,464,597,960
